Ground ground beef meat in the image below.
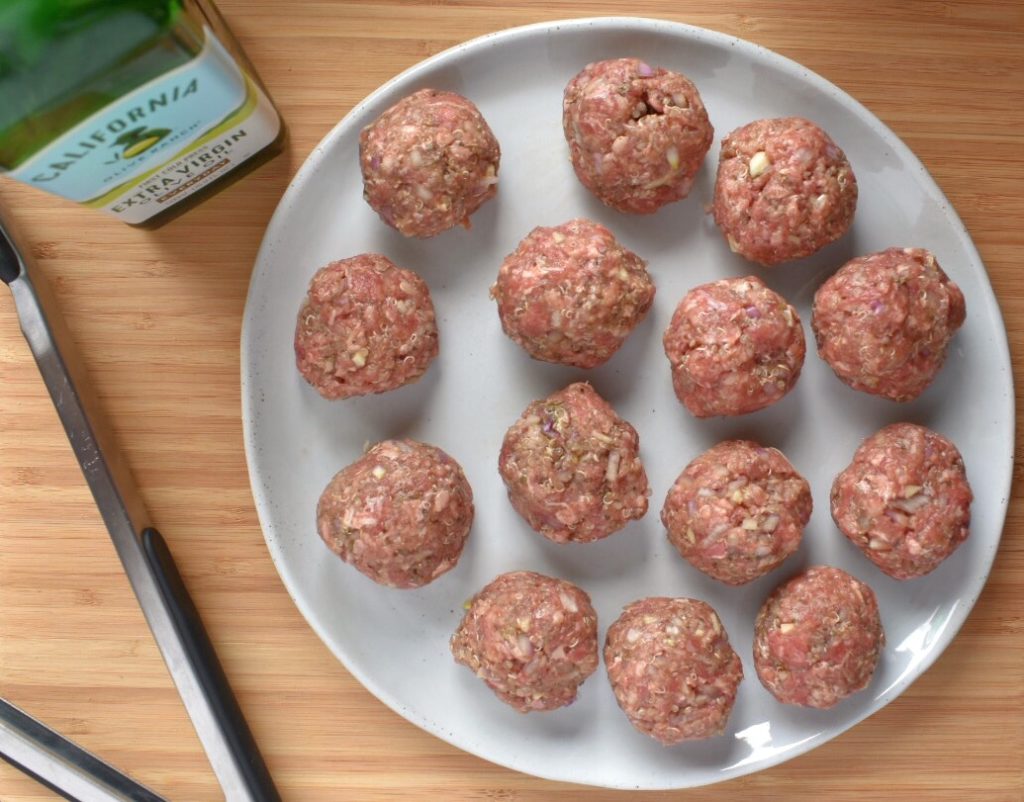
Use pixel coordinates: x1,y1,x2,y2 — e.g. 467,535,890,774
662,276,805,417
499,382,649,543
661,440,812,585
490,218,655,368
316,439,473,588
831,423,972,580
712,117,857,266
604,597,743,743
451,571,599,712
359,88,500,237
562,58,713,214
812,248,966,402
294,254,438,400
754,566,884,709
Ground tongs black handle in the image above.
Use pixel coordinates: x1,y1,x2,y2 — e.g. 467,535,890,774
0,699,167,802
142,528,279,800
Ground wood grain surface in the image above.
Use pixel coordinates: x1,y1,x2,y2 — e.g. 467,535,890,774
1,2,1022,800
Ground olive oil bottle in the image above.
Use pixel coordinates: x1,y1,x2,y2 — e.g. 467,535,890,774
0,0,285,227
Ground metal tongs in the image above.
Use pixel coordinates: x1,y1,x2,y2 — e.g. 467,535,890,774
0,210,280,802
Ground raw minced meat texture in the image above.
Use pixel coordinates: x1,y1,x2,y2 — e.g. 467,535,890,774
359,88,500,237
451,571,599,712
713,117,857,265
754,566,884,708
662,440,812,585
605,597,743,743
562,58,713,214
499,382,650,543
812,247,966,402
316,439,473,588
831,423,972,580
662,275,806,417
294,254,438,400
491,218,655,368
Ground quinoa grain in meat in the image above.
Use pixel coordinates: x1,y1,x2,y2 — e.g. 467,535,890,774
563,58,713,214
813,248,966,402
451,571,599,712
359,88,500,237
662,276,805,417
294,254,438,400
499,383,650,543
713,117,857,266
317,440,473,589
491,218,655,368
605,597,743,743
754,566,884,709
831,423,972,580
662,441,812,585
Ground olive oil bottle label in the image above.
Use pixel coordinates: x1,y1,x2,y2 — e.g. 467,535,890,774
5,27,280,224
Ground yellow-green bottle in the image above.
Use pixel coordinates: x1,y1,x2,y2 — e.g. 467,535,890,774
0,0,285,227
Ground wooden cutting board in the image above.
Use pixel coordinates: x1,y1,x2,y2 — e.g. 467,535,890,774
1,2,1022,800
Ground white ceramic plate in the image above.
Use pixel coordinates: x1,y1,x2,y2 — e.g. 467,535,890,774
241,17,1013,789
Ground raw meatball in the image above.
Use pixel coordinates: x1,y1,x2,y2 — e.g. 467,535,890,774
294,254,438,400
562,58,713,214
491,218,656,367
713,117,857,265
316,440,473,588
812,248,966,401
499,382,649,543
662,276,806,417
754,566,884,708
662,440,812,585
605,597,743,743
451,571,599,712
359,88,500,237
831,423,972,580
